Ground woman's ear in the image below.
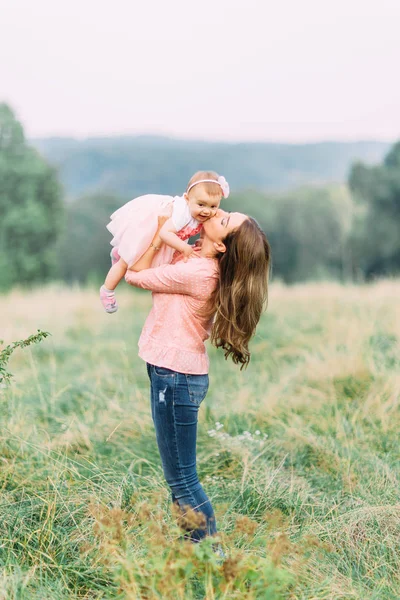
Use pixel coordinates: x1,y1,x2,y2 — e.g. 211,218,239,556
213,240,226,254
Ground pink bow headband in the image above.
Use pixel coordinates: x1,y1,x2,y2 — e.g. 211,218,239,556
186,175,230,199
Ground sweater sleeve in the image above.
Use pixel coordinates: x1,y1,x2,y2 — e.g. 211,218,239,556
125,259,214,297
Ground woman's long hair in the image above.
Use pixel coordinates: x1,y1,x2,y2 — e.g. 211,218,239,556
207,217,271,369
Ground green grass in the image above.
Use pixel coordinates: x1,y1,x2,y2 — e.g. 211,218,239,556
0,281,399,599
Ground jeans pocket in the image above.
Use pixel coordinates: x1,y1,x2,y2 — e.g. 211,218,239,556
154,365,176,377
186,374,209,406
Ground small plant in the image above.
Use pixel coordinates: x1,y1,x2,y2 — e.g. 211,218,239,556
0,329,50,384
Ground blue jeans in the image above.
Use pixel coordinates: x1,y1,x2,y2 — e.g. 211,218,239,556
146,363,217,542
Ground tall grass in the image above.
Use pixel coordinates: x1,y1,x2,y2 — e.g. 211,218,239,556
0,281,399,599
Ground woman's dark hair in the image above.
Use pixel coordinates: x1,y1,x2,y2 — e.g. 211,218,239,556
206,217,271,369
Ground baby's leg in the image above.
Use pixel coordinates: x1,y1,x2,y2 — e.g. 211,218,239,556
100,258,128,314
105,258,128,290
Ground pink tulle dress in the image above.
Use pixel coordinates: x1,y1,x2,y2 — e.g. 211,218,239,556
106,194,203,268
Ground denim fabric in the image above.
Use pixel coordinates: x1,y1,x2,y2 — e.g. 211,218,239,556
146,363,217,542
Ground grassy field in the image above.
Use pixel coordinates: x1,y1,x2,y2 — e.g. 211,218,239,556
1,281,399,599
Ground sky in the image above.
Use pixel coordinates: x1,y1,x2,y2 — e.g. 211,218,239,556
1,0,400,142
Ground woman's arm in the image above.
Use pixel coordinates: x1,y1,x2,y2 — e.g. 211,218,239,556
125,259,210,296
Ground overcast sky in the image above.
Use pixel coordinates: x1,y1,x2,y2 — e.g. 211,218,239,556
1,0,400,142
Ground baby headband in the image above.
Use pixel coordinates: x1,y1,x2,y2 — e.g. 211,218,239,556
186,175,230,198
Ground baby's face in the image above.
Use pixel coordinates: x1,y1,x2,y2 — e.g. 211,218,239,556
185,187,222,222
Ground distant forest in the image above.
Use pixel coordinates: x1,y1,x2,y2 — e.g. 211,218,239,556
31,136,390,200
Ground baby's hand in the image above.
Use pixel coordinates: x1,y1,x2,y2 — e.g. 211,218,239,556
182,244,199,262
192,238,203,251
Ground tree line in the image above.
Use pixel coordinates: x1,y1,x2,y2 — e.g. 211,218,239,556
32,133,388,201
1,103,399,289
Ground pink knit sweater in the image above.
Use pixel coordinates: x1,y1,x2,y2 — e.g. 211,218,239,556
125,256,219,374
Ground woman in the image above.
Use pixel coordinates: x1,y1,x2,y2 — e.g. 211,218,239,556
125,208,271,542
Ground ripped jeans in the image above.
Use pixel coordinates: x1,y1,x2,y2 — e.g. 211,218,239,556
146,363,217,542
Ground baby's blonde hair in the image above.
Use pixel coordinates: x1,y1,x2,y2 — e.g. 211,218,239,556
186,171,223,200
